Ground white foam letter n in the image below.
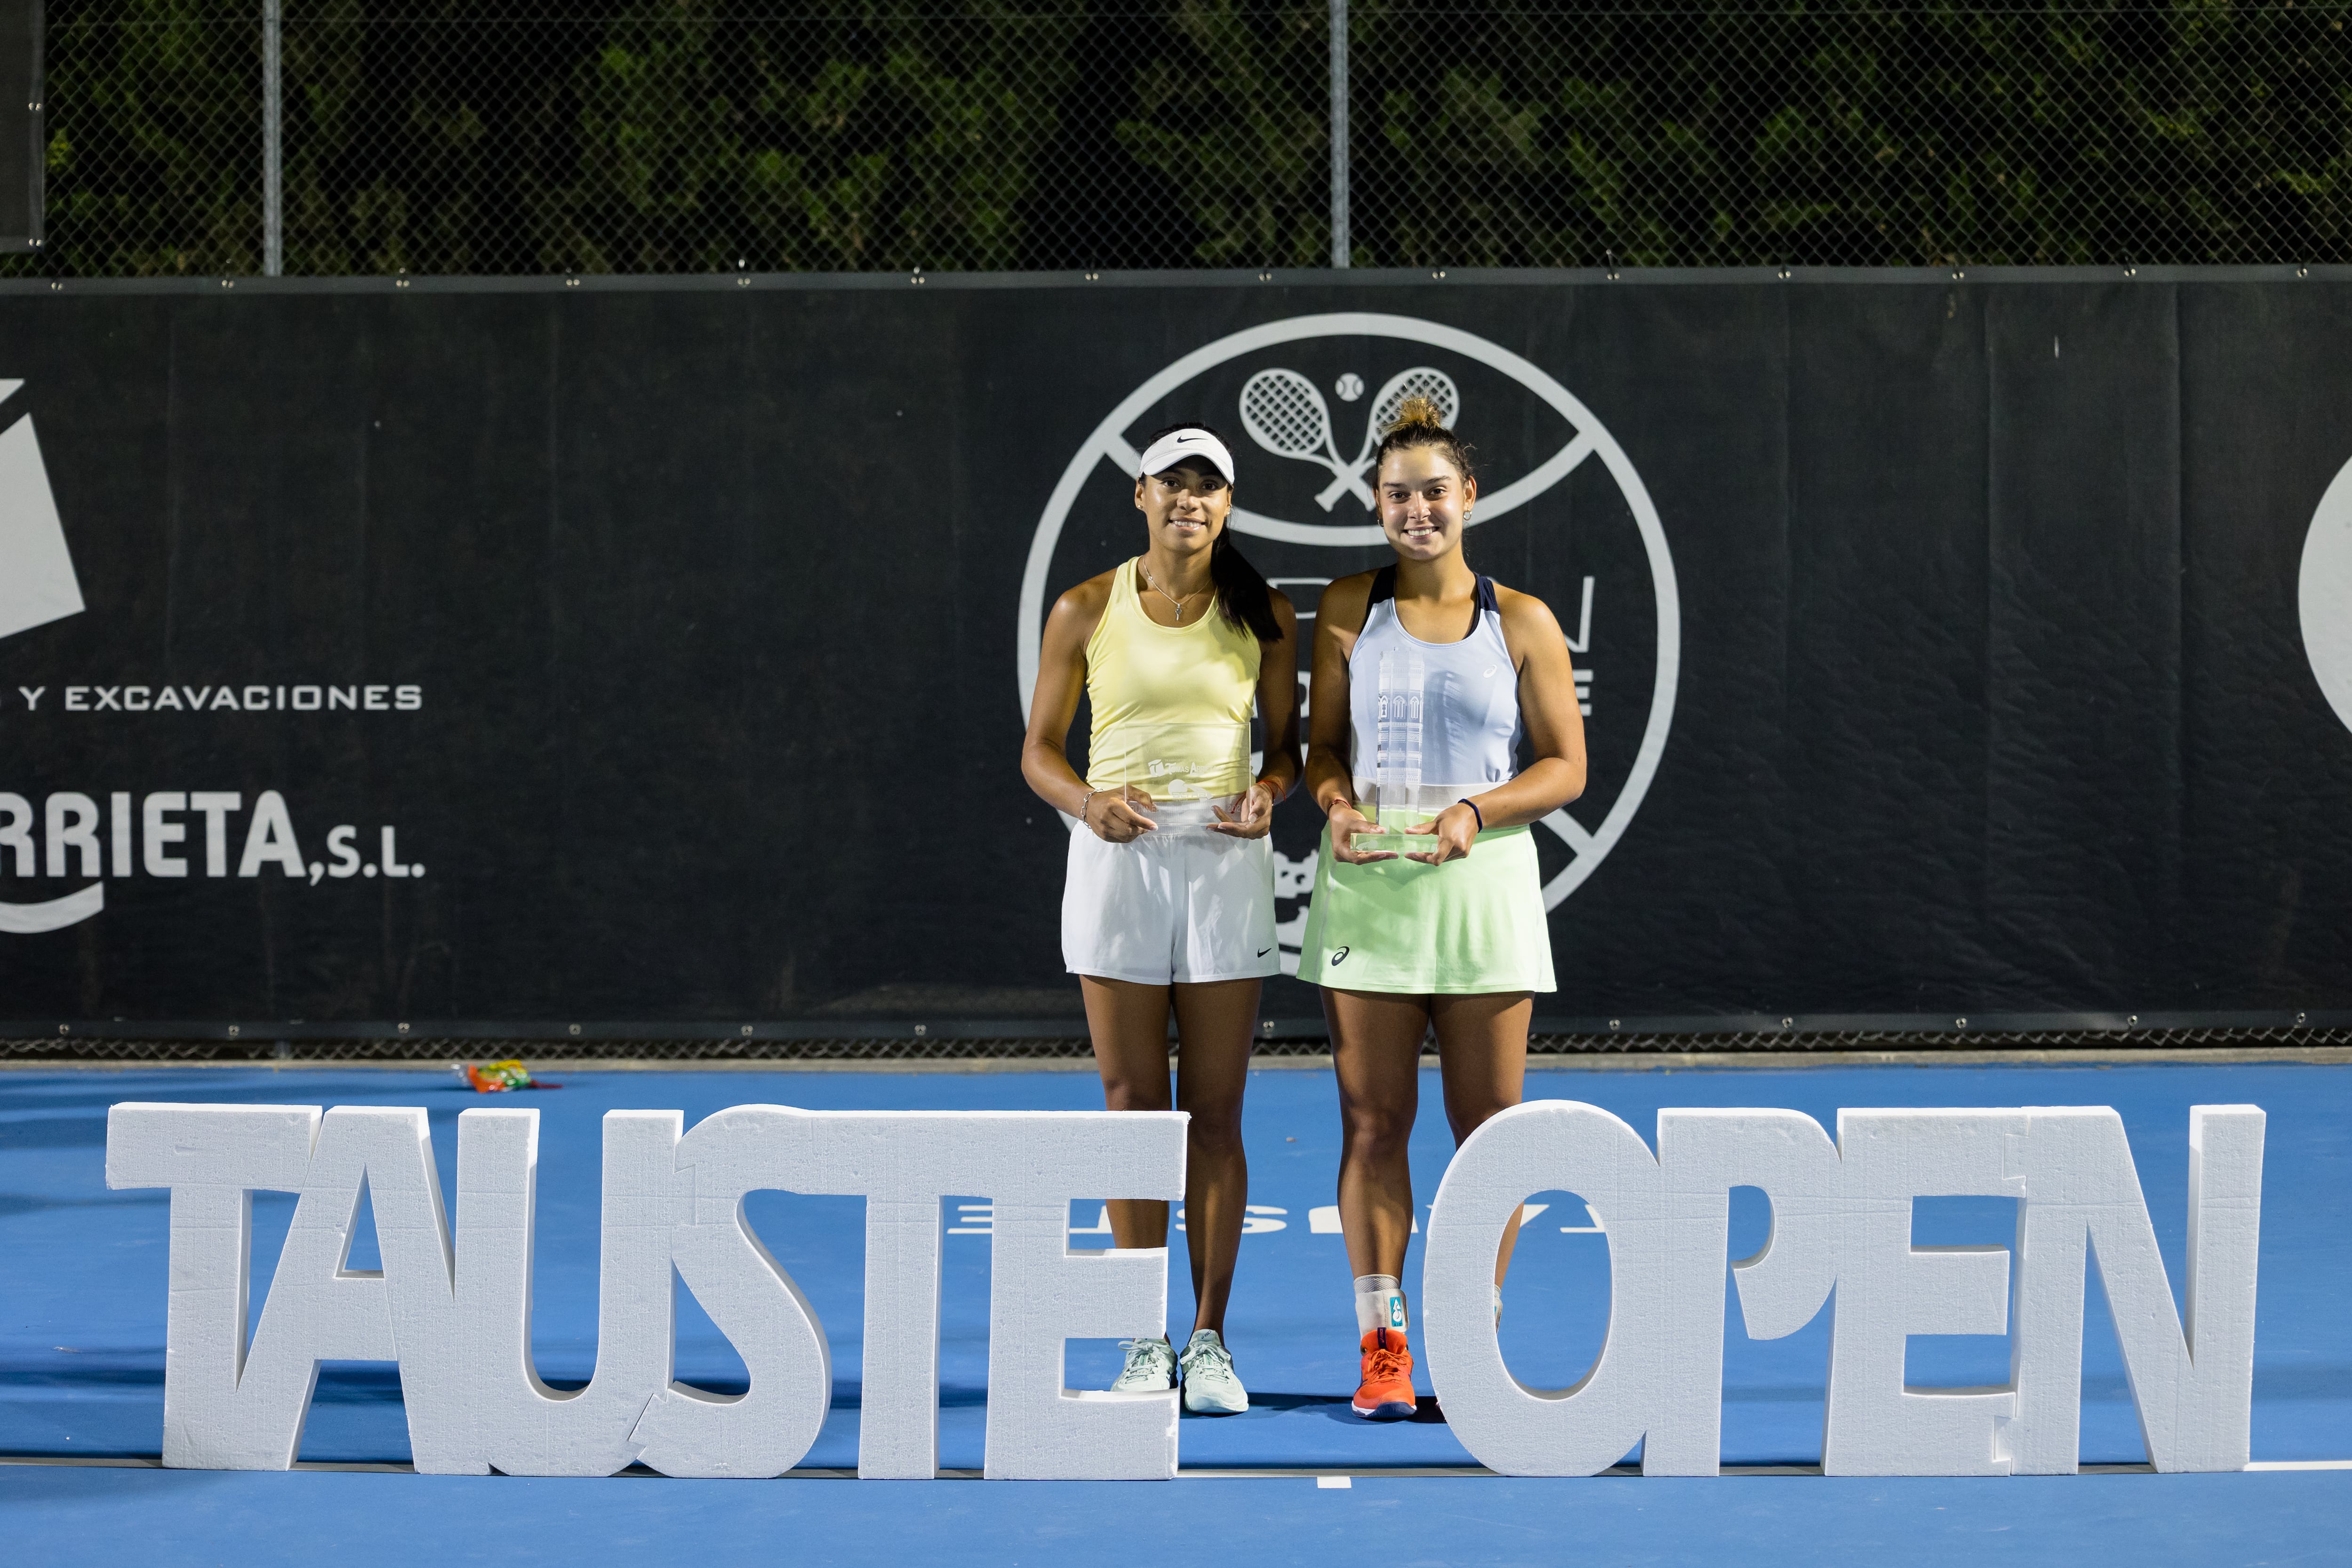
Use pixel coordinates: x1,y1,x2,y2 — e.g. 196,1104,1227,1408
2009,1104,2264,1473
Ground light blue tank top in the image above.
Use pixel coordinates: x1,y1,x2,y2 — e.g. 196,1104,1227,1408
1348,566,1521,817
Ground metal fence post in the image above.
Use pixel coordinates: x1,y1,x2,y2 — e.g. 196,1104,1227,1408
1328,0,1348,268
262,0,282,277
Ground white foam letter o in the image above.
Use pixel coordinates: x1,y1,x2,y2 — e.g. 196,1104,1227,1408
1422,1100,1664,1476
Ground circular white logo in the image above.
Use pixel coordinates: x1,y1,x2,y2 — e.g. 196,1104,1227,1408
1021,312,1680,972
2304,451,2352,736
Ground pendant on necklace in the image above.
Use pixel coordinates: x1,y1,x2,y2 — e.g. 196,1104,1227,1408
1143,562,1198,614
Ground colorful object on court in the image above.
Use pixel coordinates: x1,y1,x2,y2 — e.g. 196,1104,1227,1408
453,1059,557,1093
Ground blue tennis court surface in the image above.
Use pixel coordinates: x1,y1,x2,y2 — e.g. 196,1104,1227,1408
3,1059,2348,1564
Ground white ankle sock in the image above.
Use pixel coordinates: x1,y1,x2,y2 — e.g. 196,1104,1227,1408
1354,1274,1406,1335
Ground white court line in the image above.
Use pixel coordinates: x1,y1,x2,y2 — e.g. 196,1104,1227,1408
3,1453,2344,1477
2244,1460,2352,1471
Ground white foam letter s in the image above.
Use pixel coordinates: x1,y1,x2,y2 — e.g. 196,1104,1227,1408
631,1107,832,1479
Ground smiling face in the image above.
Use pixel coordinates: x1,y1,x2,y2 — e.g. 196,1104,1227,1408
1133,460,1232,559
1376,444,1477,563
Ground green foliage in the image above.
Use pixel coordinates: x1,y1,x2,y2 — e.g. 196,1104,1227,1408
541,2,1086,271
1355,0,2352,266
27,0,1101,274
36,0,260,275
16,0,2352,274
1114,0,1330,265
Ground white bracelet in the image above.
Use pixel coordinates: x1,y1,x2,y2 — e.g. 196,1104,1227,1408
1075,790,1100,829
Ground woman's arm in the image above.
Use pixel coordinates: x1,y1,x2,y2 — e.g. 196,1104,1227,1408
1211,591,1301,838
1405,586,1587,863
1303,574,1391,861
1020,578,1159,842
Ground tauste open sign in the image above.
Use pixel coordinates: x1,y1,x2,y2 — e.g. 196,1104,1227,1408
104,1098,2260,1480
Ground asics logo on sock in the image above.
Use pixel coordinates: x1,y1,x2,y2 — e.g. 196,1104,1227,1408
1389,1300,1404,1327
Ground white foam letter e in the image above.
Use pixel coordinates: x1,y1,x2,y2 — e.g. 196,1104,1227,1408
979,1110,1186,1480
1823,1109,2025,1477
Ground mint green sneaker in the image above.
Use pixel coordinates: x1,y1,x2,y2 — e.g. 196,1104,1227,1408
1179,1328,1248,1415
1111,1335,1175,1393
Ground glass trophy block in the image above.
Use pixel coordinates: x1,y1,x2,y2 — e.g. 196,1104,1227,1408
1349,816,1429,857
1104,721,1253,836
1351,645,1429,856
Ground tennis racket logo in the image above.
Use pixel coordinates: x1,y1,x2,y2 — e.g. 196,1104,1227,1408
1238,366,1460,513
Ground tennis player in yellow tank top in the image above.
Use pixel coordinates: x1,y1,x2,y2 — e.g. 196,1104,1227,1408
1022,423,1300,1416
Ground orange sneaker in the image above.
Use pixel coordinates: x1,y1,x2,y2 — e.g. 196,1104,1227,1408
1352,1328,1417,1420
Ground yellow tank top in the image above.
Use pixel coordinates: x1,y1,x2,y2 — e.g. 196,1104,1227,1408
1084,559,1261,799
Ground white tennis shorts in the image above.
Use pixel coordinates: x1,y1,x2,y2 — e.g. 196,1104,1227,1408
1061,801,1279,985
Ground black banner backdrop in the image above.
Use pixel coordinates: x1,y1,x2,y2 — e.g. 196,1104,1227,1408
0,0,37,254
0,274,2348,1033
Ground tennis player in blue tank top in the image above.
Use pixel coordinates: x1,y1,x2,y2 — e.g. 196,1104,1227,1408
1298,398,1590,1418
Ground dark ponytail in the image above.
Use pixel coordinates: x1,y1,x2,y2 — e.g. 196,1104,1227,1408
1140,421,1282,644
1209,528,1282,644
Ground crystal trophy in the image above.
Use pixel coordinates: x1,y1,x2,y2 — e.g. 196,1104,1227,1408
1351,646,1431,856
1106,721,1255,839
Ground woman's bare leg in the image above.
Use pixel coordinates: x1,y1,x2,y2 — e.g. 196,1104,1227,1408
1081,975,1174,1251
1168,977,1260,1335
1432,991,1533,1285
1326,987,1433,1280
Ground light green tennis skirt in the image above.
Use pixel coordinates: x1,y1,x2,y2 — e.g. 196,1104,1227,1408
1297,822,1556,995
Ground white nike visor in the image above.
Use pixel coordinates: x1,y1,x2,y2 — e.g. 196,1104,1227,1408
1137,427,1236,485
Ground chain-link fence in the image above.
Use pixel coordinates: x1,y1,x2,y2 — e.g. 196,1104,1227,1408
17,0,2352,277
29,0,1339,276
6,1022,2348,1064
1353,2,2352,267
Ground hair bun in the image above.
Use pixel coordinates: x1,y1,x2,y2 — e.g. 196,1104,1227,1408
1373,393,1475,483
1386,394,1449,434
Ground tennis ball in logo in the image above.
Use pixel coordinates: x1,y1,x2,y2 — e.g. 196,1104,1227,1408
1335,372,1365,402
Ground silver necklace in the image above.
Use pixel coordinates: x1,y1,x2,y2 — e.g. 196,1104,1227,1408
1140,560,1205,613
